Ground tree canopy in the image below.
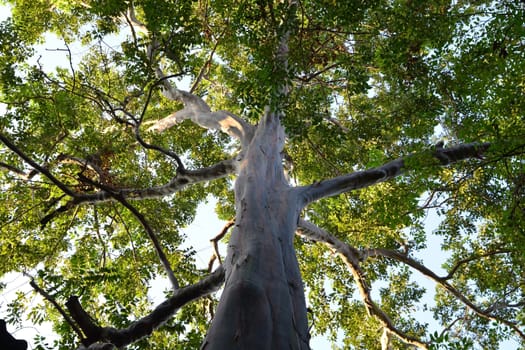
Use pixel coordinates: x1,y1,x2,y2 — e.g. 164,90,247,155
0,0,524,349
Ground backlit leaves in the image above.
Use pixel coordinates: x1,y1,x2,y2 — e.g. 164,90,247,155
0,0,524,348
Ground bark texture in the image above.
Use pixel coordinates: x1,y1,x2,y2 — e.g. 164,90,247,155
201,111,310,350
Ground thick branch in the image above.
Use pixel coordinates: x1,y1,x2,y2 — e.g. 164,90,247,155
150,66,255,148
299,142,490,206
149,109,255,149
90,158,236,202
123,8,254,148
296,219,429,349
68,267,225,349
41,158,237,225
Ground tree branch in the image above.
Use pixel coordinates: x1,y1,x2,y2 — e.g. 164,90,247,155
208,220,234,271
190,32,222,94
0,161,34,178
0,132,78,197
296,219,429,349
68,267,225,349
443,250,513,280
78,174,180,290
27,277,85,341
55,154,107,182
132,73,192,173
299,142,490,206
273,0,297,99
149,68,255,148
130,15,255,151
125,4,148,35
94,158,236,202
362,248,525,340
41,158,237,225
149,108,255,149
121,8,254,150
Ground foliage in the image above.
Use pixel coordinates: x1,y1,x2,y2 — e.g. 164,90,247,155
0,0,524,349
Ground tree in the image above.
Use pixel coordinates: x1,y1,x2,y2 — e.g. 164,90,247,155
0,0,524,349
0,319,28,350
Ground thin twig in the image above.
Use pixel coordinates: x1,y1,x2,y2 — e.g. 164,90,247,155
362,247,525,340
0,132,77,197
190,30,223,93
134,74,187,171
26,276,84,340
208,220,234,271
78,174,180,290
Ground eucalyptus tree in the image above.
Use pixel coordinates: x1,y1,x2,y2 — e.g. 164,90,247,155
0,0,524,349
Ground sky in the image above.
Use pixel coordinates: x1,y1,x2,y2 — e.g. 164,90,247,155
0,7,334,347
0,4,521,350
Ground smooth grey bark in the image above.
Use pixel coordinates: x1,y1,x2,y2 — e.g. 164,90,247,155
191,106,492,349
201,110,310,350
199,124,491,349
298,142,490,205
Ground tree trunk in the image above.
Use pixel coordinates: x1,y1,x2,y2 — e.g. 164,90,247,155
201,111,310,349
